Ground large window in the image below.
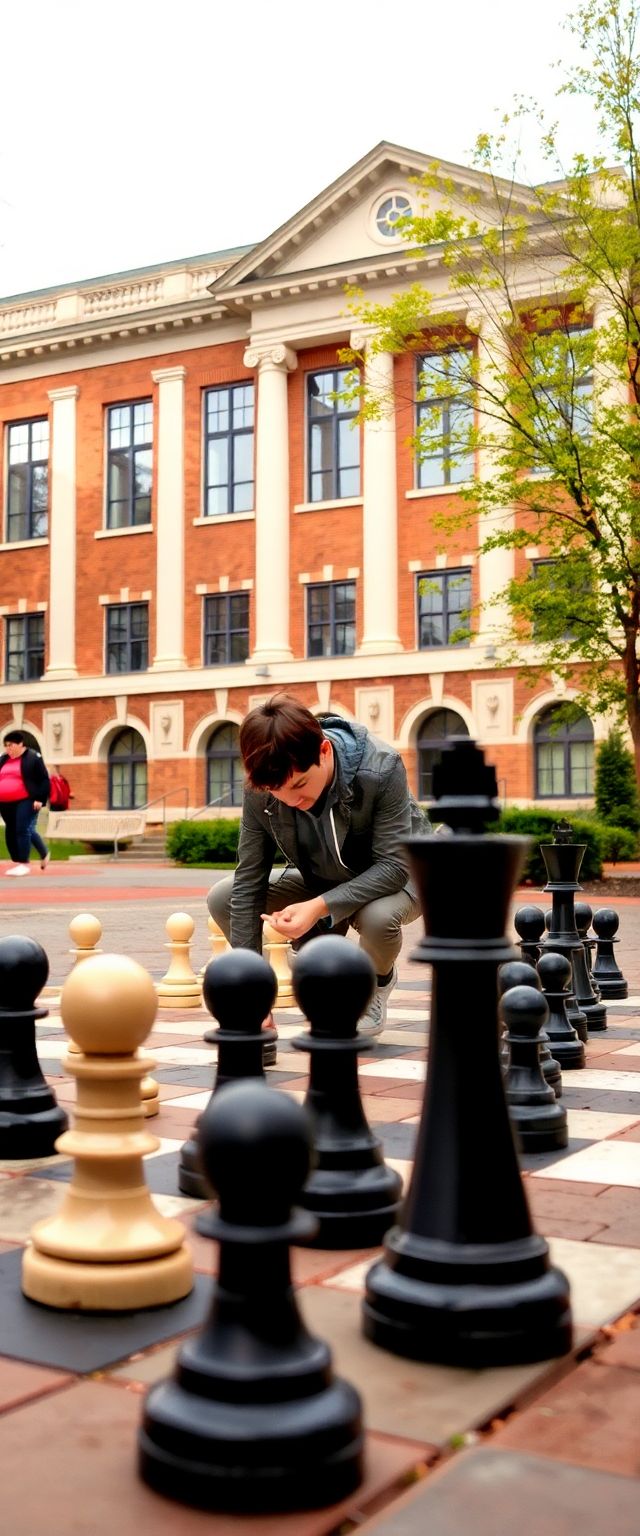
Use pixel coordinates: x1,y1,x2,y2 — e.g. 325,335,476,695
108,728,147,809
4,613,45,683
106,603,148,673
417,709,470,801
307,581,356,657
7,419,49,542
417,568,472,648
530,326,592,473
416,349,474,488
206,723,244,807
106,401,153,529
534,705,594,798
203,592,250,665
204,384,254,516
307,369,360,502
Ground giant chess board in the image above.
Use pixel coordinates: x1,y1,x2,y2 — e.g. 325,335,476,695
2,957,640,1534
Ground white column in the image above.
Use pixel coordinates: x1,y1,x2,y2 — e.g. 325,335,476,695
471,312,515,647
150,365,187,671
244,342,296,663
355,337,402,654
46,386,79,680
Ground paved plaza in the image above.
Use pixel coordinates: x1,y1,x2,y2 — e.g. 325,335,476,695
0,857,639,1533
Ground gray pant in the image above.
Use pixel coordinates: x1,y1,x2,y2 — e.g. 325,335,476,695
207,870,421,978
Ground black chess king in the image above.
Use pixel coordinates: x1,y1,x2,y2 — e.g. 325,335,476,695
363,739,573,1368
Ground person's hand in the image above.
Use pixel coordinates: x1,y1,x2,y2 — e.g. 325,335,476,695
32,801,42,811
261,896,328,941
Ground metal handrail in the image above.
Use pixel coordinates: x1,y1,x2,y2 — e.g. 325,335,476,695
136,786,191,828
184,790,235,822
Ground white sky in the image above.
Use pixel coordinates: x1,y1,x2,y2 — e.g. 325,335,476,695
0,0,605,299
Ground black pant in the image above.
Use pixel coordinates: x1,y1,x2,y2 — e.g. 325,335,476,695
0,799,33,863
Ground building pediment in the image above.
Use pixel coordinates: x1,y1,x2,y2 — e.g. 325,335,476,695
211,141,535,307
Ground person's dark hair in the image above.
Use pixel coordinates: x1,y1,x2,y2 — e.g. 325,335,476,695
3,730,25,746
240,696,324,789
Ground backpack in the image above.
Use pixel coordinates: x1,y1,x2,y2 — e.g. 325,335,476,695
49,773,71,811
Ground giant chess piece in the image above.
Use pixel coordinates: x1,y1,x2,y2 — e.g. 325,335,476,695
500,985,568,1152
156,913,202,1008
363,739,572,1368
262,920,296,1006
537,951,585,1069
291,936,402,1248
198,916,229,980
22,953,193,1310
574,903,601,997
514,905,546,966
540,824,591,1042
139,1080,364,1512
499,960,562,1098
592,908,629,999
0,936,68,1158
66,913,103,1054
178,949,277,1210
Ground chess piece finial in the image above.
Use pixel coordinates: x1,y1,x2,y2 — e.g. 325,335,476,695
22,953,193,1309
69,913,103,956
552,819,574,845
0,935,68,1157
140,1079,363,1511
292,936,402,1247
156,912,202,1008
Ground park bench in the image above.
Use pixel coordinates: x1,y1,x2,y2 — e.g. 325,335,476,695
46,810,146,854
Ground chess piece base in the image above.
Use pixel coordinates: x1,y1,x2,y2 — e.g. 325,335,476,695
546,1038,585,1069
141,1074,159,1117
510,1103,569,1153
139,1376,363,1512
178,1134,212,1200
595,977,628,999
297,1166,403,1250
541,1058,563,1097
156,985,202,1009
580,999,608,1031
364,1238,572,1368
22,1243,193,1311
0,1104,68,1160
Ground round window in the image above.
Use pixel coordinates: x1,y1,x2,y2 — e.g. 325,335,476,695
375,194,411,237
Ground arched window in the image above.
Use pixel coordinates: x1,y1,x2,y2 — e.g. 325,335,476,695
417,709,469,801
206,723,244,807
108,728,147,809
534,705,594,798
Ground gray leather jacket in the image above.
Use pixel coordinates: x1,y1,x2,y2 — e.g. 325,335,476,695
230,714,429,952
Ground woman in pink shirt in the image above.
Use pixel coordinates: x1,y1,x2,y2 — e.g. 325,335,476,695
0,730,51,876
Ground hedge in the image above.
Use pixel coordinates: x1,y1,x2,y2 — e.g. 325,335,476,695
167,819,241,865
494,808,603,883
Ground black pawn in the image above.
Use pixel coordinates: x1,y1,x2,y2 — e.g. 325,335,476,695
291,936,402,1249
363,738,572,1368
178,949,277,1203
0,936,68,1158
592,909,629,999
501,986,568,1152
537,951,585,1069
139,1080,364,1512
575,902,601,996
514,905,546,966
499,960,562,1098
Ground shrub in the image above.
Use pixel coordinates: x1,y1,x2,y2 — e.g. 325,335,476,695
167,819,241,865
598,824,639,863
595,730,640,833
494,808,604,883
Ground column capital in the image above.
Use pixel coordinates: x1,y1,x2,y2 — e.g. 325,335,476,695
349,324,378,353
48,385,79,403
243,341,297,373
151,365,187,385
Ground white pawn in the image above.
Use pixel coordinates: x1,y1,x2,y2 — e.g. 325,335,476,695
262,920,296,1007
199,915,230,979
22,953,193,1310
156,912,202,1008
66,914,103,1054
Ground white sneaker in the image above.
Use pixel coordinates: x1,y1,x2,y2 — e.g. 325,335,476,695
5,864,30,876
357,965,398,1038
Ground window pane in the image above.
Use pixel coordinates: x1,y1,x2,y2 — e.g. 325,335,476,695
537,743,566,796
8,423,29,463
570,742,594,795
233,385,254,429
133,450,152,499
109,455,132,506
208,438,229,490
338,418,359,471
229,630,249,662
7,467,29,540
418,453,446,489
308,587,330,623
208,390,230,434
308,373,335,416
308,626,329,657
132,761,148,806
233,433,253,488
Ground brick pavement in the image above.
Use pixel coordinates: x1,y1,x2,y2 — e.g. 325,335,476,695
0,855,639,1533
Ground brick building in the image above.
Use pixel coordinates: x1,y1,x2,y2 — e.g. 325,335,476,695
0,142,601,819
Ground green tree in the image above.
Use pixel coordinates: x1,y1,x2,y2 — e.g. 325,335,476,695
342,0,640,776
595,726,640,828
